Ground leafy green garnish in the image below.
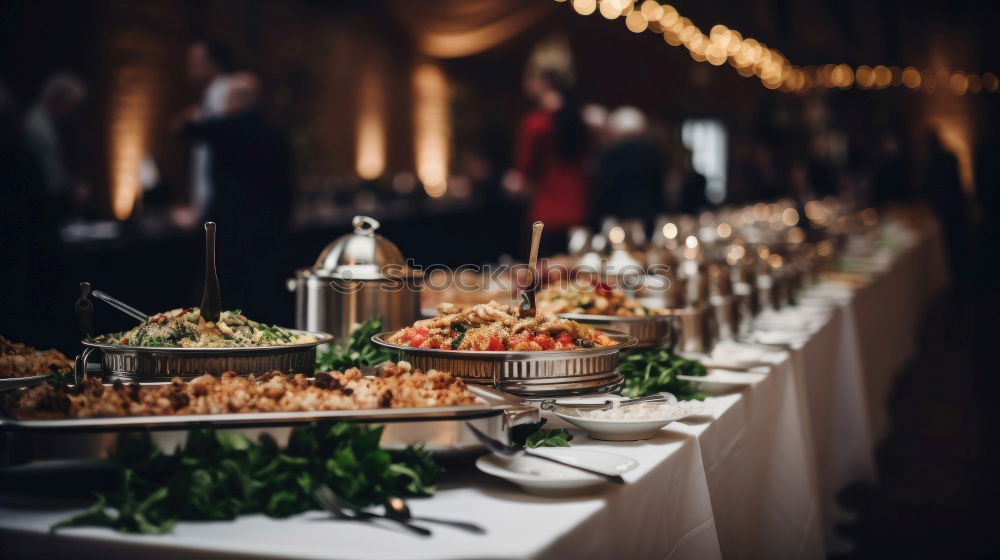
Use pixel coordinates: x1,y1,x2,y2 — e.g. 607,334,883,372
526,428,573,448
259,324,295,343
450,323,469,350
511,419,574,448
52,423,441,534
315,317,396,371
619,348,708,401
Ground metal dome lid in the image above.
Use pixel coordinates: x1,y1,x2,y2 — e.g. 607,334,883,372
310,216,416,280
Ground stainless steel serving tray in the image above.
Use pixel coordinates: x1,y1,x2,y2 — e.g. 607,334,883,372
0,385,539,466
77,329,335,383
371,330,637,397
556,313,674,349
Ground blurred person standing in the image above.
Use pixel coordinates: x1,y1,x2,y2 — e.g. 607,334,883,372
591,106,666,228
872,132,913,207
178,72,293,322
0,81,62,345
922,131,971,283
515,69,589,255
23,72,86,222
678,147,708,214
172,38,236,228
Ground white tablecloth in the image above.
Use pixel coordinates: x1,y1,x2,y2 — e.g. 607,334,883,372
0,219,946,560
0,429,723,560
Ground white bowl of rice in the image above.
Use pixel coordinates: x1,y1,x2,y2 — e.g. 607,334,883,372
552,400,703,441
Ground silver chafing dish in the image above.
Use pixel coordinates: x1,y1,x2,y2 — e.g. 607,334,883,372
555,313,673,349
371,330,637,397
290,216,422,342
75,329,335,383
0,385,538,467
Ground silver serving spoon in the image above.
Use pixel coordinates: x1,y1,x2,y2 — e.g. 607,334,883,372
383,496,485,534
518,221,544,318
200,222,222,323
466,423,625,484
537,392,677,412
79,282,149,323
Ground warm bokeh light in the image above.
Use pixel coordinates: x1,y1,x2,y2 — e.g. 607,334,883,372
984,72,999,92
902,67,922,89
355,66,386,180
873,65,892,88
639,0,663,21
558,0,996,96
663,222,678,239
625,10,648,33
788,227,806,244
572,0,596,16
110,65,158,220
599,0,621,20
949,72,969,95
412,62,450,197
781,207,799,227
609,226,626,244
855,65,874,89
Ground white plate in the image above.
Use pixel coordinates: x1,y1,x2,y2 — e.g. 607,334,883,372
552,401,701,441
476,448,638,497
678,369,767,394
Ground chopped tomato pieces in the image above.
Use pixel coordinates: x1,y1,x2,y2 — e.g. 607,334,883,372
488,337,504,351
410,333,427,347
593,280,613,297
534,333,554,350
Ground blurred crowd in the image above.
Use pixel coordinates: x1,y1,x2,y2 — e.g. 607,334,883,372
2,36,999,348
509,66,994,282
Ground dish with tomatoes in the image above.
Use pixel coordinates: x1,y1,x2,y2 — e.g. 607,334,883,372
537,282,666,318
385,301,617,351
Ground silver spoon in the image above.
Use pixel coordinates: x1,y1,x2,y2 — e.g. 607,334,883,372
312,484,430,536
200,222,222,324
538,392,676,411
466,423,625,484
384,496,485,534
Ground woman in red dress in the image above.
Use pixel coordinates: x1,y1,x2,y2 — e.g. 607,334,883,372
515,70,589,254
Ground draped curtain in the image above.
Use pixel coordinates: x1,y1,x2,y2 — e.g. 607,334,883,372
390,0,554,59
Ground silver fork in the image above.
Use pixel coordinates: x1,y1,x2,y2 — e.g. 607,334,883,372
311,484,431,536
466,423,625,484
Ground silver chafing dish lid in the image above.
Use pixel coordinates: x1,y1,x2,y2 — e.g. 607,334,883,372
308,216,419,280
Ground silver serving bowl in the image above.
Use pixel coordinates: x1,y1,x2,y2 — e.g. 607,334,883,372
556,313,674,349
371,330,637,397
77,329,335,383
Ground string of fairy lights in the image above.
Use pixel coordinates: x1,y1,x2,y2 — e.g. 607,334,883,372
558,0,998,95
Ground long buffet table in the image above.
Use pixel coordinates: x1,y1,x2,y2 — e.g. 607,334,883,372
0,218,947,560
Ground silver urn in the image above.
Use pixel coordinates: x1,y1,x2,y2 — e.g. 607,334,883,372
289,216,422,342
